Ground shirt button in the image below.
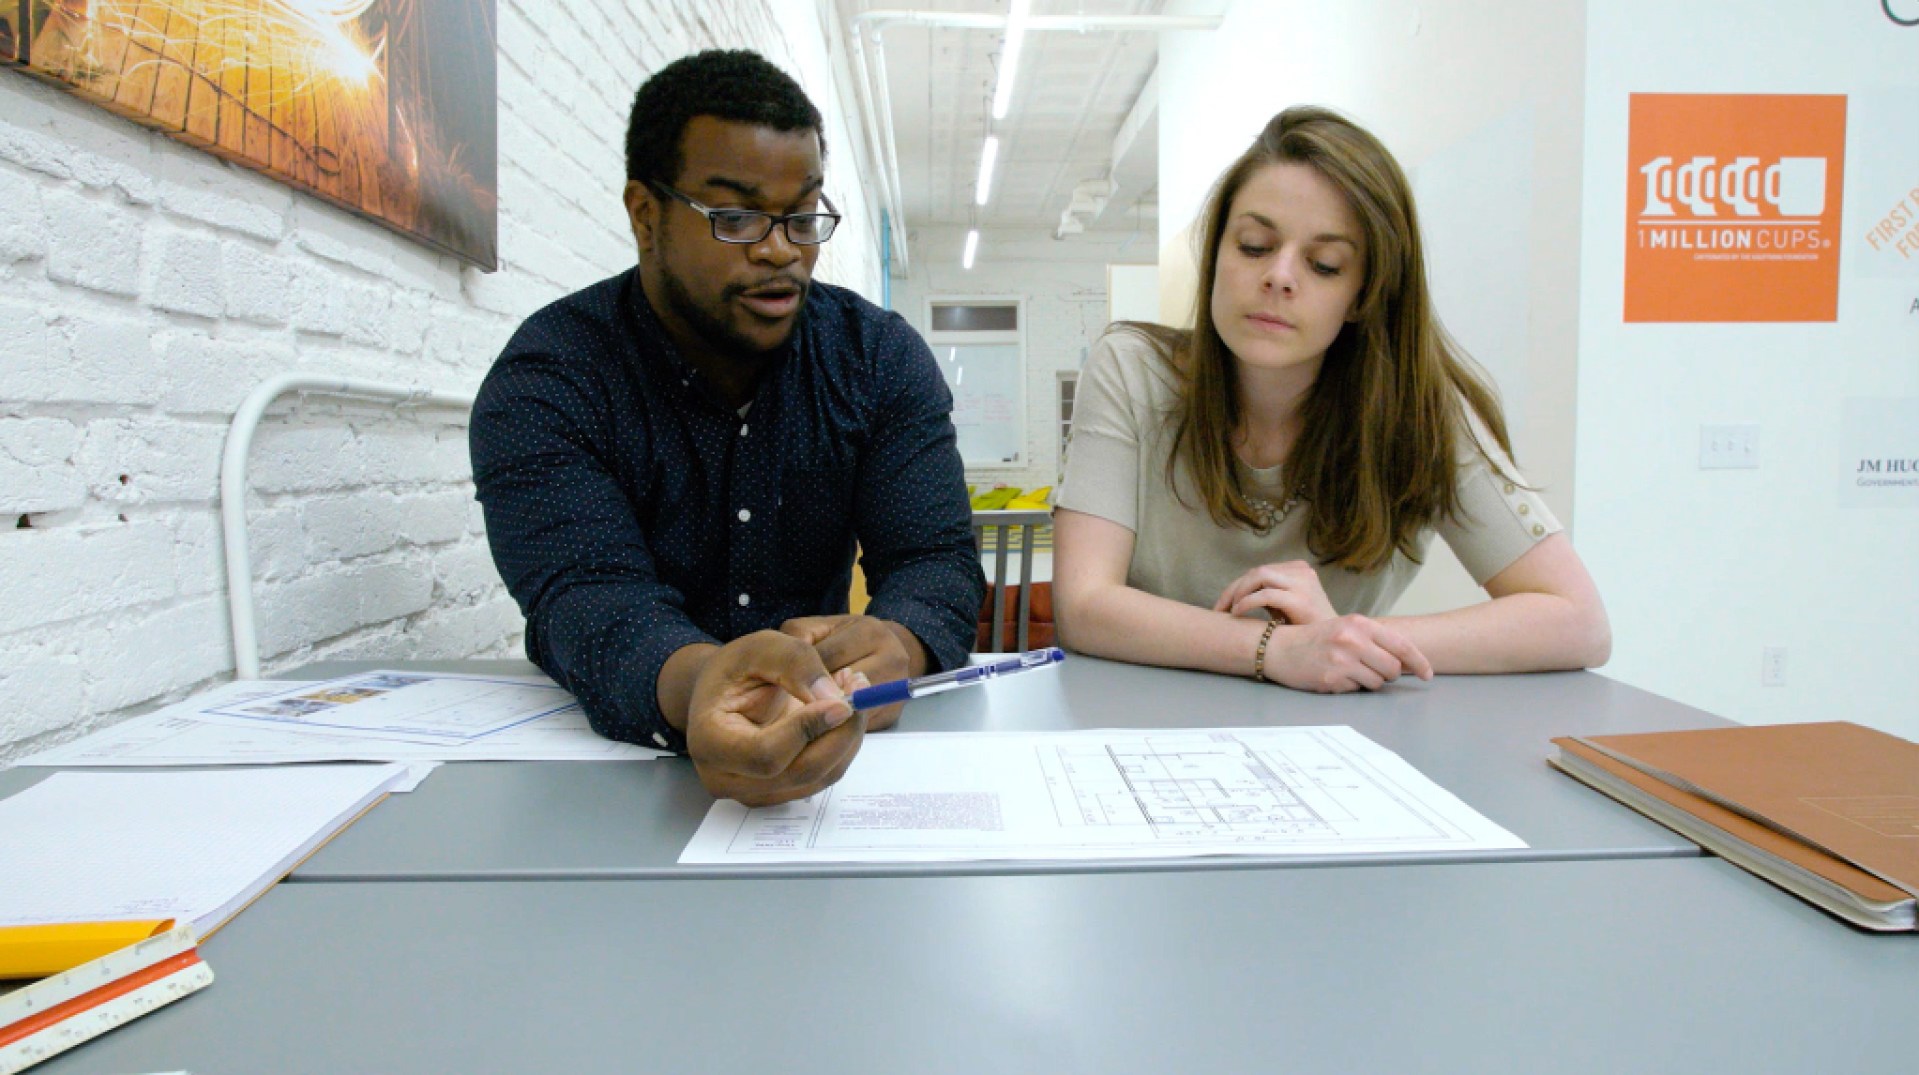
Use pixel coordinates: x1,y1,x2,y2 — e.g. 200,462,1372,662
739,424,749,437
1517,503,1530,515
1503,482,1516,494
1532,524,1545,537
737,508,752,522
738,593,751,607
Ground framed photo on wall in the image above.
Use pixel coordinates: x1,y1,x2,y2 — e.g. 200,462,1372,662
1,1,498,269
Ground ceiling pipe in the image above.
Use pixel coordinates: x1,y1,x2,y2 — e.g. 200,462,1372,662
854,12,1225,32
1055,178,1114,239
847,21,911,273
846,9,1222,272
1058,62,1159,240
869,26,912,268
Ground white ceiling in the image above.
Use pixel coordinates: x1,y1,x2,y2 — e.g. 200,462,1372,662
831,0,1175,241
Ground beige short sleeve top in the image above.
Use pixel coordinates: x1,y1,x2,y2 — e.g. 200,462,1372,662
1055,328,1560,615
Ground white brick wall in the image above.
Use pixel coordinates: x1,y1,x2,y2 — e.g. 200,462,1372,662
0,0,883,759
897,225,1148,493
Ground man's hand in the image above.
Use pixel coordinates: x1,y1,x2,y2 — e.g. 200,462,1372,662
683,630,872,807
780,615,920,731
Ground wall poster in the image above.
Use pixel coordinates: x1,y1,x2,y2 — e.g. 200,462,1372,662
1,1,498,269
1623,93,1846,323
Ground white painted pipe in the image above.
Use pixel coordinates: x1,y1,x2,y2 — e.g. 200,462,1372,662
848,18,912,272
219,374,474,678
854,12,1224,33
868,22,911,263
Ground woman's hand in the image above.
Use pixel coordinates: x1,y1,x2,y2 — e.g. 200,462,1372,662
1261,615,1434,693
1213,561,1338,626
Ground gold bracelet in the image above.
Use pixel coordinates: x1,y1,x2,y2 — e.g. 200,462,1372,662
1252,619,1280,682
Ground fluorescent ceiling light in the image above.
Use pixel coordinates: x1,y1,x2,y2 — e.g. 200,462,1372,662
962,228,980,270
975,136,1000,207
991,0,1031,120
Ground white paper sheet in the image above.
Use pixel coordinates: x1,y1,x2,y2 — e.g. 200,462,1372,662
13,679,665,767
199,671,575,743
0,765,408,931
680,726,1525,864
388,763,440,792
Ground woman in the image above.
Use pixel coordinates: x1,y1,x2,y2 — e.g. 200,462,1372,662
1053,106,1609,692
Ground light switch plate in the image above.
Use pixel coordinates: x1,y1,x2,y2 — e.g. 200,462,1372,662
1700,425,1759,469
1762,646,1787,687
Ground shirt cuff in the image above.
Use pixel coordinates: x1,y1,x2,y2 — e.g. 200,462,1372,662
867,595,976,674
618,621,715,753
531,616,713,754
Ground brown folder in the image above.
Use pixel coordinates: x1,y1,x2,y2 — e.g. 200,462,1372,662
1550,721,1919,930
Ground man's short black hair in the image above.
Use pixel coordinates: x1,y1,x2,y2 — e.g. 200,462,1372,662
625,50,825,186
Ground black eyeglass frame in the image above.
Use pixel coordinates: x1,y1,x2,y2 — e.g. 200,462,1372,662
648,181,843,245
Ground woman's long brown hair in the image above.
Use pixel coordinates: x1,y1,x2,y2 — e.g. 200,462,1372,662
1134,105,1514,573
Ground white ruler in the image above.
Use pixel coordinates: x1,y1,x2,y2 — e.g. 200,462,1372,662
1,927,212,1074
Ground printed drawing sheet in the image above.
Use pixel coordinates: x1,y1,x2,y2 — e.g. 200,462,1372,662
198,671,573,743
680,726,1525,864
13,679,665,767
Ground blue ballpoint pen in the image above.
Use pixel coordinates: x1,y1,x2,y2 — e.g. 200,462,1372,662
848,647,1066,710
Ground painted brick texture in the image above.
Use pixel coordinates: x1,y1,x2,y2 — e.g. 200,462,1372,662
0,0,882,759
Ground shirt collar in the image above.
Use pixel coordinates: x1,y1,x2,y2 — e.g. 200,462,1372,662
623,269,801,412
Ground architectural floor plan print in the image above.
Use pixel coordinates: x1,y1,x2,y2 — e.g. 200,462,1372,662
679,727,1525,866
1040,731,1450,844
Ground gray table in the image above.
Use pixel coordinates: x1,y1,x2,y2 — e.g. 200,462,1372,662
38,858,1919,1075
268,656,1725,880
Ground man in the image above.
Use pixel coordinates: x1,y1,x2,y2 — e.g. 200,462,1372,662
470,50,984,806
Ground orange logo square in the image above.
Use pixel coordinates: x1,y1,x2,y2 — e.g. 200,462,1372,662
1624,94,1847,322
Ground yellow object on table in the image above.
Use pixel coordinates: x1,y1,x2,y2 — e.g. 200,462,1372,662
970,487,1019,510
0,920,175,980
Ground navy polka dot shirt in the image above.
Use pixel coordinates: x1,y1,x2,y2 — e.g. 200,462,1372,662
470,269,985,752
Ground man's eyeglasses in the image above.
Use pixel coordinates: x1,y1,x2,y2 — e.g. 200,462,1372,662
649,182,842,245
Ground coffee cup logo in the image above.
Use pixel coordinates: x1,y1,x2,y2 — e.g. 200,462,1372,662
1639,156,1826,219
1625,94,1846,322
1768,157,1827,217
